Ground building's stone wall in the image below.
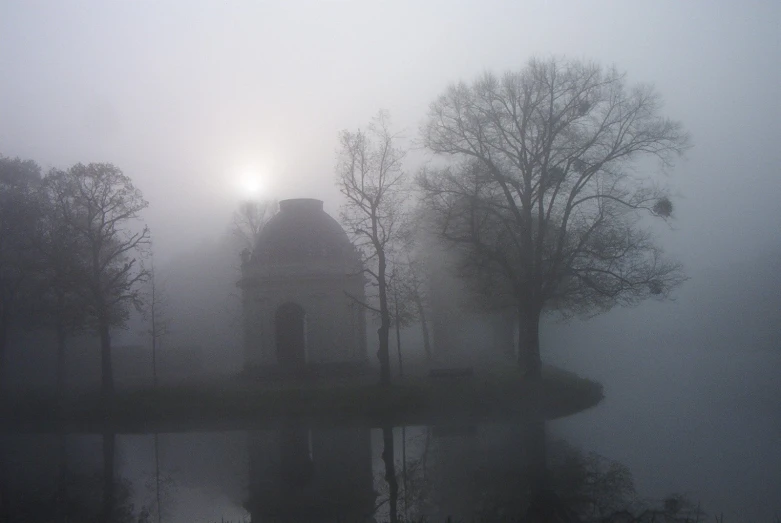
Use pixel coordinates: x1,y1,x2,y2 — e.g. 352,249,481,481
238,199,368,373
242,269,366,368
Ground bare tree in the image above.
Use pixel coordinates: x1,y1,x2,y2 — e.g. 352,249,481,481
46,163,151,396
37,176,91,396
0,156,42,390
403,254,433,362
419,57,690,377
388,263,413,378
336,111,409,385
390,253,433,365
232,199,278,254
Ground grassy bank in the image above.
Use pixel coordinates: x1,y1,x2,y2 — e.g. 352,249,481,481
1,366,602,433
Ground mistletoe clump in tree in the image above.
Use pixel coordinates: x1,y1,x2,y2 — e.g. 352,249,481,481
419,57,690,377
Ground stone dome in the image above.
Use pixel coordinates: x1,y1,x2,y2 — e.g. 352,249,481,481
252,198,356,265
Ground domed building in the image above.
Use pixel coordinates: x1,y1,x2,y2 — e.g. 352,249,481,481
238,198,368,375
239,199,376,521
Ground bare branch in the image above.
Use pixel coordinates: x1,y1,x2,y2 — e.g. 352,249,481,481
336,111,411,384
418,58,690,374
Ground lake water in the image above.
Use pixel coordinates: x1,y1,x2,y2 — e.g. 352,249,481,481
3,370,779,523
545,306,781,523
1,418,610,522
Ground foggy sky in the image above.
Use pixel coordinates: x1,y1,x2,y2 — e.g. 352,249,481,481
1,0,779,268
1,4,780,519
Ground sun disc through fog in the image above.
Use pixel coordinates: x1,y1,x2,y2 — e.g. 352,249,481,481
237,169,265,198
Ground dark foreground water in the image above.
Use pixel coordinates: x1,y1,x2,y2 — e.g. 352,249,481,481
0,414,726,523
3,423,534,522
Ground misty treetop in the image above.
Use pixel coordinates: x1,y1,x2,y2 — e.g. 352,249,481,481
418,57,691,377
43,165,149,313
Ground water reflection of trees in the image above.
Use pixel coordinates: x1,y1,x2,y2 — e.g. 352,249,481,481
0,433,155,523
374,420,706,523
375,422,532,522
1,422,709,523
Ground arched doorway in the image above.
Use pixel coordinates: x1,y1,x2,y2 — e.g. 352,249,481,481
275,302,306,371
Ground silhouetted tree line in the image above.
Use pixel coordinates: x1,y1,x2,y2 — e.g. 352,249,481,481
336,57,690,381
0,56,690,393
0,157,150,397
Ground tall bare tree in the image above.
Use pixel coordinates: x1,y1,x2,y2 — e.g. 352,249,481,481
0,156,43,390
37,176,90,396
46,163,150,396
336,111,408,385
419,58,690,377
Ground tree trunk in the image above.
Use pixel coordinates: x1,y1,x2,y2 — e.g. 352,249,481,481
518,304,542,379
378,322,391,385
382,426,399,523
102,432,115,523
414,295,432,361
377,252,391,385
151,333,158,389
394,292,403,379
99,319,114,397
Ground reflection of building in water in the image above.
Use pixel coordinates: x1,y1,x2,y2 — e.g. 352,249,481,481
237,198,375,520
238,198,368,375
246,427,375,522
